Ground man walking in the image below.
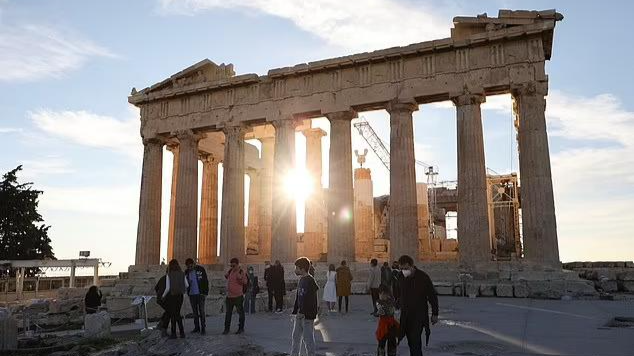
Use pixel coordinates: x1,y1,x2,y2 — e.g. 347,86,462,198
290,257,319,356
271,260,286,313
367,258,381,316
185,258,209,334
398,255,439,356
264,261,274,312
223,257,247,334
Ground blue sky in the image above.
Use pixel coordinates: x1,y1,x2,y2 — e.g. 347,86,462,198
1,0,633,275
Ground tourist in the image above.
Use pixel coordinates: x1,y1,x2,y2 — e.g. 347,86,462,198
223,257,247,334
185,258,209,334
398,255,438,356
290,257,319,356
271,260,286,313
391,261,401,310
322,264,337,312
84,285,102,314
380,261,393,291
244,266,260,314
375,284,399,356
154,272,170,336
335,260,353,313
264,261,274,312
162,259,189,339
367,258,381,316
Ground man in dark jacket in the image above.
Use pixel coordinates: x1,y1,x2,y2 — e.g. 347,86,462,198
271,260,286,313
154,273,170,336
391,261,401,310
185,258,209,334
398,255,439,356
291,257,319,356
264,261,274,312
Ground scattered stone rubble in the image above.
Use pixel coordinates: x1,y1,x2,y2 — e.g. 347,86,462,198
563,261,634,294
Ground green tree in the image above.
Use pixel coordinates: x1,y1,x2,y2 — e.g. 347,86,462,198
0,166,55,276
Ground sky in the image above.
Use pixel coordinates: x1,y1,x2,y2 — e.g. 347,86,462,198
1,0,633,275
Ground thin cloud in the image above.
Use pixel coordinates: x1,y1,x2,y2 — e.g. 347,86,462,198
158,0,452,52
0,127,23,133
0,24,116,82
19,156,75,179
29,107,141,158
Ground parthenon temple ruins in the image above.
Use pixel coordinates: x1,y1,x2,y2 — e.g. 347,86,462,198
130,9,563,270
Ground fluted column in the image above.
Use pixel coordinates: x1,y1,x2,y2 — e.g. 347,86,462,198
387,100,418,262
172,130,202,262
245,168,261,255
220,125,246,264
135,137,164,265
166,144,179,261
257,137,275,260
198,154,219,264
452,93,491,266
326,111,356,263
512,82,560,265
271,119,297,262
303,128,327,260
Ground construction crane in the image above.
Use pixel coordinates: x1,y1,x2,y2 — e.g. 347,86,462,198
352,117,433,171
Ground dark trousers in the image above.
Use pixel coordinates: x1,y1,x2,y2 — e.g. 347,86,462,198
403,323,424,356
370,288,380,313
267,288,274,311
165,294,184,336
157,299,170,330
392,285,400,310
378,336,398,356
189,294,206,330
244,292,256,313
338,296,349,312
274,287,284,311
224,296,245,331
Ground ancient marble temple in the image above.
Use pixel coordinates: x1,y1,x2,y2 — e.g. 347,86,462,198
130,10,563,268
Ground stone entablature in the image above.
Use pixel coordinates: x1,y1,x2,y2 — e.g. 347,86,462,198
130,10,560,138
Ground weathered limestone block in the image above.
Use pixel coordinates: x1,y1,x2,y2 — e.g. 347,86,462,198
110,284,133,297
204,295,225,315
105,297,139,319
496,283,514,297
527,280,561,299
465,283,480,297
0,308,17,351
479,283,496,297
619,281,634,292
513,281,529,298
564,281,598,297
595,280,618,293
351,282,368,295
617,271,634,281
84,311,111,338
434,282,454,296
57,287,88,300
48,298,83,314
452,285,463,296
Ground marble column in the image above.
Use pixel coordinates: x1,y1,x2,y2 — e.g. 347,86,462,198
198,154,219,264
220,125,246,264
257,137,275,260
271,119,297,262
452,93,491,266
135,137,163,265
512,82,560,265
246,168,261,255
326,111,356,263
387,100,419,262
172,130,202,263
303,128,327,260
166,144,179,261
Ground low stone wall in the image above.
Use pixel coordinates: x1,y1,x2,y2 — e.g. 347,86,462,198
563,261,634,293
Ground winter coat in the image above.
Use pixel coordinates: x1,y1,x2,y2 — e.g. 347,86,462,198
335,265,353,296
399,267,439,330
367,265,381,290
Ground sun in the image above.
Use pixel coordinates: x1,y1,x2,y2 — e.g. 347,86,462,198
283,168,314,201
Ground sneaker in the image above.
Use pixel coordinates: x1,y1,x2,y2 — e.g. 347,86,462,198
222,329,230,335
235,328,244,335
275,309,284,314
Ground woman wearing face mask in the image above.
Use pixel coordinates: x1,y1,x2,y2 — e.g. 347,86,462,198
244,266,260,314
397,255,439,356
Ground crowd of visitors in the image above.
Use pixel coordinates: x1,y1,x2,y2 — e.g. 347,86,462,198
87,253,438,355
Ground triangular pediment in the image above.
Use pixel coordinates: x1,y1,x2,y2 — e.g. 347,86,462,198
142,59,235,95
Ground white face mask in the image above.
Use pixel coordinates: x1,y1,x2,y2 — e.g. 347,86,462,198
402,269,412,278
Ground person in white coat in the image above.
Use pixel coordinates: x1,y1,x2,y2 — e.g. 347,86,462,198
322,264,337,312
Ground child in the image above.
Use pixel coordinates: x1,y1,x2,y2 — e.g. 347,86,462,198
375,284,399,356
291,257,319,356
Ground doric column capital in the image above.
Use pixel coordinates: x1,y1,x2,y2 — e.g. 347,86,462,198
386,99,418,114
271,118,301,131
142,135,166,146
222,124,248,139
325,110,357,122
302,127,327,139
198,152,217,164
258,136,275,145
450,93,486,107
245,167,259,177
173,129,204,144
166,143,179,153
511,81,548,97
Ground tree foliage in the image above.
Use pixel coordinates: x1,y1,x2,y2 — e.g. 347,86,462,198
0,166,55,276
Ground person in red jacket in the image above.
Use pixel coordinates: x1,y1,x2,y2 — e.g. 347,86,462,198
223,257,247,335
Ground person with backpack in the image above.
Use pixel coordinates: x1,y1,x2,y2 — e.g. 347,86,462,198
290,257,319,356
223,257,247,334
244,266,260,314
